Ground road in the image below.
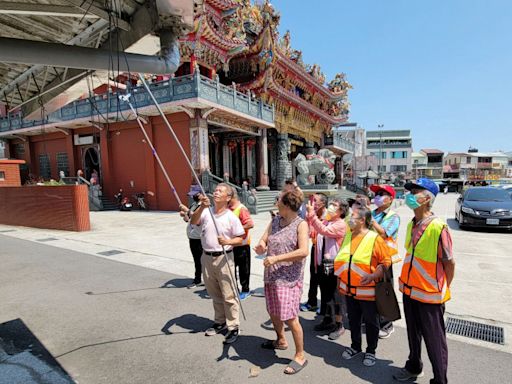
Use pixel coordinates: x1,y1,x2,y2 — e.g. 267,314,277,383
0,193,511,383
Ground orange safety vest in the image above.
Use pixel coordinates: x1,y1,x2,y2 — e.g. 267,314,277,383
334,231,379,301
232,204,251,246
399,218,451,304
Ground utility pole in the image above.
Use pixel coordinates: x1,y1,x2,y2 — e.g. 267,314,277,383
378,124,384,181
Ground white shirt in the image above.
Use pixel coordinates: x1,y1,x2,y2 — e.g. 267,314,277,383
199,208,245,252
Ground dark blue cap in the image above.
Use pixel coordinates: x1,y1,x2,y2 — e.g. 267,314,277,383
404,178,439,196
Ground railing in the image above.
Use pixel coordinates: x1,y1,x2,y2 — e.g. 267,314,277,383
201,171,258,214
345,181,367,195
324,132,355,153
0,72,274,133
59,176,102,210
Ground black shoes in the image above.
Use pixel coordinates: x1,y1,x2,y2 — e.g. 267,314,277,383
223,328,239,344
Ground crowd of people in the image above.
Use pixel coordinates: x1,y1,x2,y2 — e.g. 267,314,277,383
178,177,455,383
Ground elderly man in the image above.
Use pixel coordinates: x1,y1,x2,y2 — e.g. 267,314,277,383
191,183,245,344
394,178,455,384
369,184,401,339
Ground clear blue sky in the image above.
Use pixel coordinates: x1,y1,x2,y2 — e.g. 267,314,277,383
273,0,512,153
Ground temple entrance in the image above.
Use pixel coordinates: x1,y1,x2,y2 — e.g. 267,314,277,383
208,126,258,188
81,145,101,182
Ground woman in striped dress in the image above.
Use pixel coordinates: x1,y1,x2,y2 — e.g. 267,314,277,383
254,188,309,375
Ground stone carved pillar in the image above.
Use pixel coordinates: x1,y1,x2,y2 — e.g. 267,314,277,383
276,133,292,189
257,128,269,190
189,110,209,175
304,141,315,156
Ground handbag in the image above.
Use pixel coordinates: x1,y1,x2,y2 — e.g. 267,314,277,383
322,259,335,276
375,268,401,322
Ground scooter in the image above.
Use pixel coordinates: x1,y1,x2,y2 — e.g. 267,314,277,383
133,192,149,210
114,189,133,211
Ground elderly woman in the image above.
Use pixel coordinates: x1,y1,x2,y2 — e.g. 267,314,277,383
334,205,393,367
306,198,349,340
254,188,309,375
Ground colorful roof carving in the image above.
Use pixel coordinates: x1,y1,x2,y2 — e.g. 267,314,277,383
180,0,352,142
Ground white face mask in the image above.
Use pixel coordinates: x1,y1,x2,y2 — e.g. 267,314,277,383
327,204,338,215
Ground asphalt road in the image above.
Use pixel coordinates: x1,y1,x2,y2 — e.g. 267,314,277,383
1,233,511,384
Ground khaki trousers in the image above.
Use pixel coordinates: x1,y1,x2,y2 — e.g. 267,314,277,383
202,252,240,330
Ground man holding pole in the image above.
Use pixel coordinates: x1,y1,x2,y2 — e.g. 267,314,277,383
191,183,245,344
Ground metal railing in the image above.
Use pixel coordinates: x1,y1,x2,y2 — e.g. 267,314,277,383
201,171,258,214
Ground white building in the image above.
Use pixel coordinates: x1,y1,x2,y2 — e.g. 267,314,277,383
443,151,509,181
366,130,412,177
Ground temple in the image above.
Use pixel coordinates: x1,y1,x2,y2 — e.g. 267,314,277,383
0,0,354,211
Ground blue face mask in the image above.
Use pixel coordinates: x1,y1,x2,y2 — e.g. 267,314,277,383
405,193,422,210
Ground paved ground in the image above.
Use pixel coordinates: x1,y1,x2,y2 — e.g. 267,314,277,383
1,193,511,383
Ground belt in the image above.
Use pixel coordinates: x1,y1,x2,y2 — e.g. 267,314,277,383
204,250,233,257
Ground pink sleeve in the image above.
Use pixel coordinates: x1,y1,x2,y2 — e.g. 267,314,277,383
309,215,346,239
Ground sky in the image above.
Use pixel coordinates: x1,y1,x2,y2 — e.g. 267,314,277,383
272,0,512,153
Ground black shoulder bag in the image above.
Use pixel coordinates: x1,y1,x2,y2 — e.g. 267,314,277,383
375,267,401,322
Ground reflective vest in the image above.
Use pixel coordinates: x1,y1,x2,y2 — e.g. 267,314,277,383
372,209,401,264
232,204,251,246
399,218,451,304
334,231,379,301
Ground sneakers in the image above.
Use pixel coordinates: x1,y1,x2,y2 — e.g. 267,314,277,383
205,322,226,336
362,353,376,367
239,291,251,300
393,367,424,381
223,328,239,344
299,303,318,312
379,324,395,339
314,318,336,332
341,347,362,360
328,324,346,340
187,281,204,289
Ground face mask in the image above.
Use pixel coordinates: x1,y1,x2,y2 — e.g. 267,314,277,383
348,218,358,229
374,195,386,207
327,205,337,214
405,193,422,210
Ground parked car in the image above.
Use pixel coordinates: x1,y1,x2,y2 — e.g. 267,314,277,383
455,187,512,230
496,184,512,197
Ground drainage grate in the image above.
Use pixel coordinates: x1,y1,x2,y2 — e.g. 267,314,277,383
97,250,125,256
37,237,58,242
446,317,504,345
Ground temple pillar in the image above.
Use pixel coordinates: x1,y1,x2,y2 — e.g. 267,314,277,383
189,110,209,175
190,54,197,74
256,128,269,190
276,133,292,189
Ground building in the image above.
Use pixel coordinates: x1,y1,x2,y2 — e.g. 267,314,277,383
366,130,412,179
411,149,444,179
506,152,512,178
0,0,353,210
443,150,509,182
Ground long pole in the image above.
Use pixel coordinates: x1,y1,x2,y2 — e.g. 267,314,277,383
135,74,246,321
378,124,384,181
119,94,183,206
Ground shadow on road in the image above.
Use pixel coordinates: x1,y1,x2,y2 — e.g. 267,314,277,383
160,278,193,288
160,314,213,335
447,218,511,234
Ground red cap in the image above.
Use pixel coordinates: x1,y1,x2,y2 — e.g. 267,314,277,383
369,184,396,199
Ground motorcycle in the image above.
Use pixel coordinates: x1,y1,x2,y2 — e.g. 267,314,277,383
114,189,133,211
133,192,149,210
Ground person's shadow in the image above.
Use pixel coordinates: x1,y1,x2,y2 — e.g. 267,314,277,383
160,314,212,335
217,335,290,370
160,278,191,288
301,317,397,383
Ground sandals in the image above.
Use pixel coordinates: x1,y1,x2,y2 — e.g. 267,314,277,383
261,339,288,350
363,353,376,367
284,359,308,375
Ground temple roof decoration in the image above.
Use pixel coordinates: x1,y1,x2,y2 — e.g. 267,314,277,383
180,0,352,143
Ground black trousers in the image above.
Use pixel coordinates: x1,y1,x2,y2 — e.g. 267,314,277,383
318,268,340,318
403,294,448,384
307,245,320,307
234,245,251,292
346,296,380,355
189,238,203,284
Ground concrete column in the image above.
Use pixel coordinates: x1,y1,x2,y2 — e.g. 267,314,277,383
65,134,76,177
257,128,269,190
189,110,209,175
99,128,112,196
276,133,292,189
